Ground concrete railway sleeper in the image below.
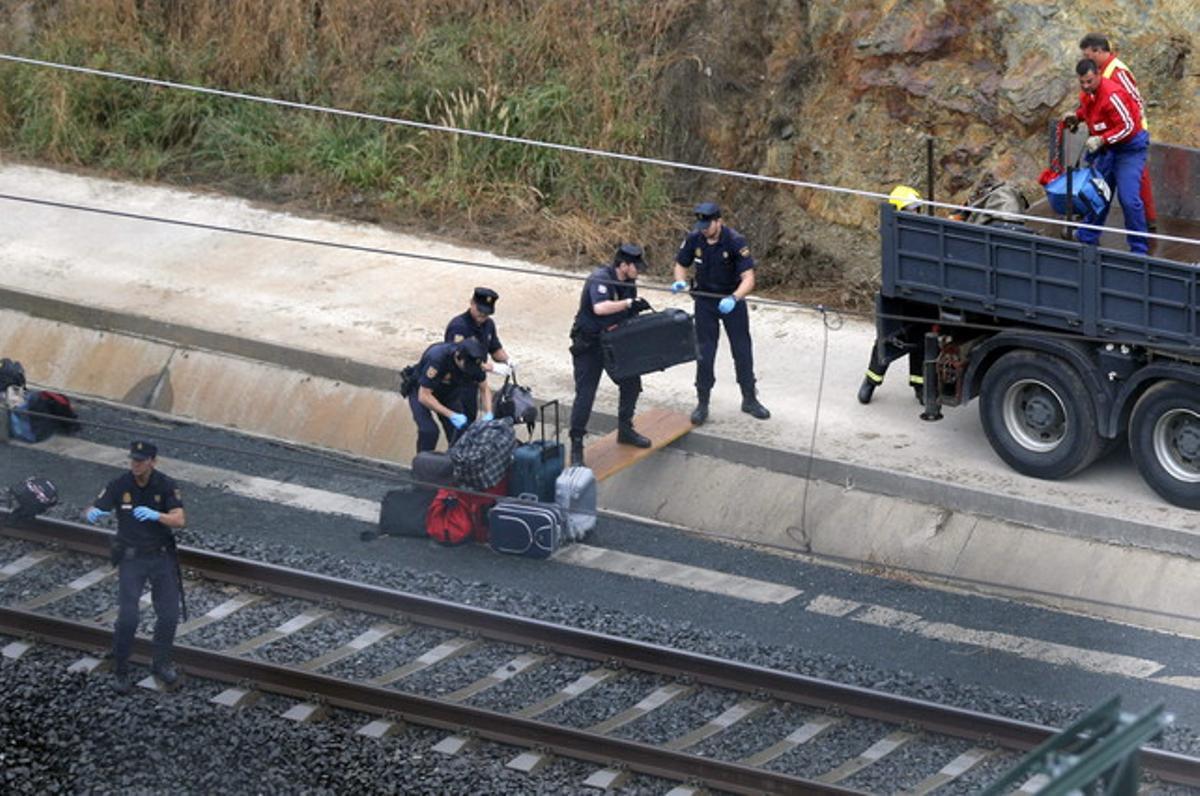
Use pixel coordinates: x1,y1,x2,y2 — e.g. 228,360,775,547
3,512,1200,791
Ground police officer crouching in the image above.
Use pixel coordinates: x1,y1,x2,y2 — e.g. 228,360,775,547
568,243,653,466
85,441,187,694
409,338,491,452
445,287,513,422
672,202,769,425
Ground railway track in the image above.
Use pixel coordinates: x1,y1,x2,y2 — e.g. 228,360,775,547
2,510,1198,794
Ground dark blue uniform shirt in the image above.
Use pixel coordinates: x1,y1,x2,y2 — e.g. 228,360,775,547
673,226,755,294
574,265,638,335
94,470,184,549
416,342,484,396
444,311,503,355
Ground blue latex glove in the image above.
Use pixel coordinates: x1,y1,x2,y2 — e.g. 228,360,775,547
481,412,494,422
132,506,161,523
85,507,111,524
670,280,688,294
449,413,468,430
718,295,737,314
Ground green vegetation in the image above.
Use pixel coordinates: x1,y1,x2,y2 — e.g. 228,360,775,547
0,0,686,258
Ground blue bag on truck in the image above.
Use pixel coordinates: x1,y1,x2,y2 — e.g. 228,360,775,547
509,401,564,503
1044,166,1111,218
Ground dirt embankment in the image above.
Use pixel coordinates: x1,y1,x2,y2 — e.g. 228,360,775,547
0,1,1195,308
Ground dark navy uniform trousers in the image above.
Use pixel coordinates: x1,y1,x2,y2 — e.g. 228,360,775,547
114,549,180,670
408,390,462,452
569,337,641,438
694,295,755,394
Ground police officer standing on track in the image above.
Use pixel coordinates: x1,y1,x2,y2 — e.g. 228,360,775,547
444,287,512,423
409,338,492,453
672,202,770,425
84,441,186,694
568,243,653,466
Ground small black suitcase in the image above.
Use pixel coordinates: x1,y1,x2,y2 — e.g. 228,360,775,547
601,309,698,380
374,483,438,539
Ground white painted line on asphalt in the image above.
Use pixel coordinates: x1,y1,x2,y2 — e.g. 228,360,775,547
1149,676,1200,692
810,599,1165,680
556,544,802,604
29,437,804,605
805,594,862,617
22,436,380,521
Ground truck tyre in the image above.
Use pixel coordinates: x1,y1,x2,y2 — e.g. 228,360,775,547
979,350,1103,480
1129,381,1200,509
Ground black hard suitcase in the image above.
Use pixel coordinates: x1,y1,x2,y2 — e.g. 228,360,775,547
601,309,697,380
373,483,438,539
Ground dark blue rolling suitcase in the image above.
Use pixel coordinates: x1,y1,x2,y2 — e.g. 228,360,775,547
509,401,564,503
488,494,566,559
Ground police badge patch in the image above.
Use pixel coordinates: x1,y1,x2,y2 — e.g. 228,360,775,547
597,285,608,294
739,247,751,257
426,366,438,379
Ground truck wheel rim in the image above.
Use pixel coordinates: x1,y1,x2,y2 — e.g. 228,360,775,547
1153,408,1200,483
1003,379,1066,453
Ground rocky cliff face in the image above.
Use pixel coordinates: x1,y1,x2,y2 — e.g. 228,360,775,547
663,0,1197,290
1,1,1195,300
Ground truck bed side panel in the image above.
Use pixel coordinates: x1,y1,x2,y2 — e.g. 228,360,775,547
880,204,1200,349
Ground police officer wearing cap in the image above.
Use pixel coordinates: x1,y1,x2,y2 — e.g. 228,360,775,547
409,338,492,452
84,441,187,694
444,287,512,422
568,243,653,465
672,202,769,425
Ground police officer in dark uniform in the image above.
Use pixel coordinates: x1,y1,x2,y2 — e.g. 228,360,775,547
409,338,491,452
444,287,512,422
672,202,769,425
84,441,186,694
568,243,652,466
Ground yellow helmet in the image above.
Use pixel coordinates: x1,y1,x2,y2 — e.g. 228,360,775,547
888,185,922,210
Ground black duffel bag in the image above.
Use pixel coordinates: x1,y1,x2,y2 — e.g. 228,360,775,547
493,370,537,437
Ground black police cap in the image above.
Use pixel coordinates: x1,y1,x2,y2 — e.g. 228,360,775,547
130,440,158,461
472,287,499,315
693,201,722,231
616,242,645,268
459,337,486,362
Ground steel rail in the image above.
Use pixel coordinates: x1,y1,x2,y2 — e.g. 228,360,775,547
5,511,1199,787
0,605,857,796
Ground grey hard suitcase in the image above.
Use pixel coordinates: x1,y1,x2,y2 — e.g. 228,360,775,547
555,466,597,541
488,494,566,559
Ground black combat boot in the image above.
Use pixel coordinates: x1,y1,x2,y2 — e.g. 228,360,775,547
112,668,132,695
569,435,585,467
690,392,710,426
741,391,770,420
857,377,877,405
152,659,180,688
617,422,651,448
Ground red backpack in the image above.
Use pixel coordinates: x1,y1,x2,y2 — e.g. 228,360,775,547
425,477,509,545
425,491,477,545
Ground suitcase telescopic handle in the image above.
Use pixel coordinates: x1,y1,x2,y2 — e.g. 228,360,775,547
538,399,560,449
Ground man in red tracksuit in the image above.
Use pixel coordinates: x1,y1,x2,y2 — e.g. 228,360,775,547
1064,58,1150,254
1079,33,1157,232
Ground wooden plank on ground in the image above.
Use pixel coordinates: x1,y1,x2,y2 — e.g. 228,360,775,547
587,407,693,482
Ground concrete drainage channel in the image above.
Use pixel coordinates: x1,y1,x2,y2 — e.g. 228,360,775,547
3,293,1200,638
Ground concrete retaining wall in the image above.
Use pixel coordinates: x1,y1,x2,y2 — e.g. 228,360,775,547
4,303,1200,636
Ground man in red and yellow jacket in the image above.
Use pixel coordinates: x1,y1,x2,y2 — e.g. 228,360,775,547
1079,33,1157,231
1064,58,1150,254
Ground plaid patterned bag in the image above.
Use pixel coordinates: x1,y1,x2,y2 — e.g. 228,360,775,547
449,417,516,490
